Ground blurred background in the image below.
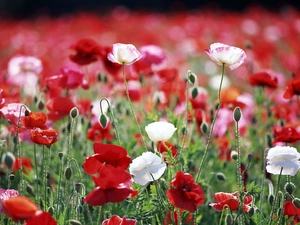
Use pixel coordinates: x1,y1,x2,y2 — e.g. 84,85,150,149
0,0,299,18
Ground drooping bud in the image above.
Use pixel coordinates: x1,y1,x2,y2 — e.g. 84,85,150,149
268,194,274,205
216,172,226,181
69,220,82,225
58,152,63,160
233,107,242,122
292,198,300,209
225,214,233,225
231,151,238,160
187,70,197,86
284,182,296,195
2,152,15,169
248,207,255,217
191,87,198,99
26,184,35,196
70,107,79,119
201,122,208,134
25,110,30,116
99,114,108,129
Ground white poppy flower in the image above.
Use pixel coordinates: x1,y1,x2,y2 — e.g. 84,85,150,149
107,43,142,65
266,146,300,176
129,152,166,185
145,121,177,142
205,43,246,70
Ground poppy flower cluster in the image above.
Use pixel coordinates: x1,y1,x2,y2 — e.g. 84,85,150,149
0,195,57,224
83,143,138,206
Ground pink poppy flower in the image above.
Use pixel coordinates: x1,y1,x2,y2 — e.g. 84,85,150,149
108,43,142,65
102,215,136,225
0,103,29,125
0,188,19,213
205,43,246,70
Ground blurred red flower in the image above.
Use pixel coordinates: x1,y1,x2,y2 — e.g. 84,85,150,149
83,143,131,175
166,170,205,212
69,38,102,65
209,192,252,212
102,215,137,225
30,128,58,146
13,157,33,174
24,211,57,225
1,196,39,222
23,111,47,129
99,46,122,76
272,126,300,144
46,97,76,121
283,200,300,224
86,120,114,142
164,210,194,225
283,77,300,99
157,141,178,164
0,88,5,109
84,167,138,206
248,72,278,89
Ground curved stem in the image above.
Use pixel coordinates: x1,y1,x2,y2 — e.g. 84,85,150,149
196,63,225,182
235,121,241,191
121,64,147,151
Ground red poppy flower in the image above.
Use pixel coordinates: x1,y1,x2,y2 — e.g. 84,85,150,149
23,111,47,129
166,170,205,212
30,128,58,146
157,141,178,164
84,167,138,206
283,77,300,99
69,38,102,65
13,157,33,174
24,211,57,225
156,68,178,81
209,192,252,212
283,200,300,224
86,120,114,142
0,88,5,109
102,215,137,225
164,210,194,225
248,72,278,88
1,196,39,222
83,143,131,175
46,97,76,121
272,126,300,144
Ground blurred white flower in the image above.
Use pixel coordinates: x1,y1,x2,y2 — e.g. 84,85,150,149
205,43,246,70
108,43,142,65
129,152,166,185
145,121,177,142
266,146,300,176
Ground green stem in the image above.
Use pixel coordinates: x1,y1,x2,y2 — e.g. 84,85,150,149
33,143,39,204
196,63,225,182
235,121,241,191
122,64,147,151
97,206,104,225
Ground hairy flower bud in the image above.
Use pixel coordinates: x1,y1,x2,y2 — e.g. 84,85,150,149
216,172,226,181
64,167,72,180
99,114,108,129
284,182,296,195
292,198,300,209
233,107,242,122
70,107,79,119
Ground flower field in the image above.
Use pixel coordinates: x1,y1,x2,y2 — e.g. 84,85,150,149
0,5,300,225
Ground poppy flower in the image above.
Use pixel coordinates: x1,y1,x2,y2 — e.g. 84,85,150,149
283,77,300,99
69,38,102,65
164,210,194,225
13,157,33,174
166,170,205,212
145,121,177,143
23,111,48,129
248,72,278,88
30,128,58,146
0,188,19,213
99,46,122,76
108,43,142,65
157,141,178,164
283,200,300,224
0,103,29,125
209,192,252,212
84,167,138,206
129,151,166,185
272,126,300,144
86,120,114,142
1,196,39,222
24,210,57,225
266,146,300,176
0,88,5,109
83,143,131,175
46,97,76,121
102,215,137,225
205,43,246,70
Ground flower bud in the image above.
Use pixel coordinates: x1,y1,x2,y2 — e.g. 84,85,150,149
248,207,255,217
187,70,197,85
191,87,198,99
48,206,54,215
292,198,300,209
2,152,15,169
69,220,82,225
58,152,63,160
268,194,274,205
216,172,226,181
225,214,233,225
233,107,242,122
75,183,81,192
70,107,79,119
25,110,30,116
99,114,108,129
9,174,15,181
26,184,35,196
201,122,208,134
231,151,238,160
247,153,253,163
64,167,72,180
284,182,296,195
37,100,45,110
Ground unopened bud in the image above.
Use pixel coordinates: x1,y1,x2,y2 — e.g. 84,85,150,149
231,151,238,160
99,114,108,129
26,184,35,196
247,153,253,163
248,207,255,217
268,195,274,205
69,220,82,225
58,152,63,160
64,167,72,180
284,182,296,195
216,172,226,181
201,122,208,134
48,206,54,215
191,87,198,99
25,110,30,116
70,107,79,119
2,152,15,169
233,107,242,122
225,214,233,225
9,174,15,181
292,198,300,209
187,70,197,85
